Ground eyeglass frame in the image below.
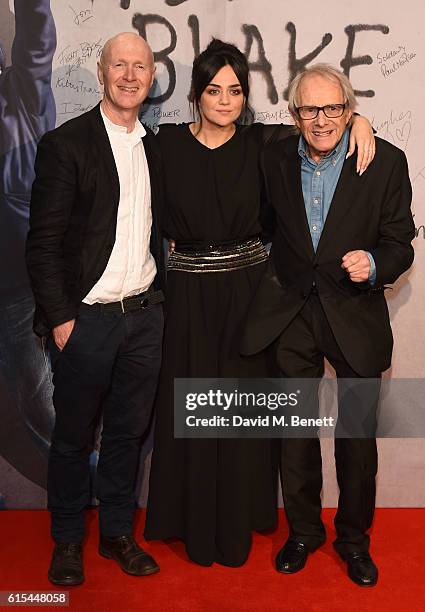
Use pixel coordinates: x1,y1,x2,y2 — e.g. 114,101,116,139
295,103,347,120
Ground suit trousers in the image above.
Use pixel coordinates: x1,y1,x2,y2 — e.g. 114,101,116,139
47,302,163,543
272,292,379,555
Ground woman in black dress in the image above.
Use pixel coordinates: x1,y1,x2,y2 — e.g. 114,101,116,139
144,40,375,567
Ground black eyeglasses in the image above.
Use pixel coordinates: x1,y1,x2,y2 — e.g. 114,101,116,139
295,103,347,120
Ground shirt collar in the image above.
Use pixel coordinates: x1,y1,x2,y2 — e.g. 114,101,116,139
100,106,146,140
298,128,349,167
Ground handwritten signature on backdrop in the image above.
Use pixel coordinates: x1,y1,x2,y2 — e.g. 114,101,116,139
376,45,417,78
372,109,412,152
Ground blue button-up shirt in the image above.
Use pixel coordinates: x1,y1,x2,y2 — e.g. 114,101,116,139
298,128,376,283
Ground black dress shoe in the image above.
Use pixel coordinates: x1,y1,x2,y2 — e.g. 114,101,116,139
275,540,309,574
48,543,84,586
99,535,159,576
342,551,378,587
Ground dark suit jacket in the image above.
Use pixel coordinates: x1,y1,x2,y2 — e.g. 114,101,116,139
26,103,165,337
241,134,415,377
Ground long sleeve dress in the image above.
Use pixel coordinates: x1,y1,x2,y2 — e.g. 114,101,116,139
144,121,291,567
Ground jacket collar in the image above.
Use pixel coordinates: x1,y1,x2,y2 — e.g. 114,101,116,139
279,132,362,259
87,103,120,207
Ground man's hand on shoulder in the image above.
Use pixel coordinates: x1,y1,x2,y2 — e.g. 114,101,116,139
53,319,76,351
341,250,371,283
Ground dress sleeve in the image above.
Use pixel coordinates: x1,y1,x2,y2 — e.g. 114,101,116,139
259,123,296,147
155,123,181,238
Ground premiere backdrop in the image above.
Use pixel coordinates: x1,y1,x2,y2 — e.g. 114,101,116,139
0,0,424,508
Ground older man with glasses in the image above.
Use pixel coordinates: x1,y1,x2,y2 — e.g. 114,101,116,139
242,63,414,587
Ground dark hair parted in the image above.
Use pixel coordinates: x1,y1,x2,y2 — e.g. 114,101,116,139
189,38,254,124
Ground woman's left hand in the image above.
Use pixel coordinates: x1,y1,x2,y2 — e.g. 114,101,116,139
347,115,376,176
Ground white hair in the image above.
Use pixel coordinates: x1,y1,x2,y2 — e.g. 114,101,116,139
288,63,357,113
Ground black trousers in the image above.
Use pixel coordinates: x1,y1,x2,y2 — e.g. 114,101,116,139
273,293,379,555
47,302,163,543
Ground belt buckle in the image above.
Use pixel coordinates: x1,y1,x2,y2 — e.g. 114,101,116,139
119,291,150,314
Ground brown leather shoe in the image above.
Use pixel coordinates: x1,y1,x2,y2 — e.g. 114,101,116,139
99,535,159,576
48,543,84,586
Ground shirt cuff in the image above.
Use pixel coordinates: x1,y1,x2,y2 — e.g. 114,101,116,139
366,251,376,285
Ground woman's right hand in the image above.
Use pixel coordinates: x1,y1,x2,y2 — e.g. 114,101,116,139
168,239,176,254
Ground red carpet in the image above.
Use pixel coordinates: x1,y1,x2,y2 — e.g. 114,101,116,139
0,509,423,611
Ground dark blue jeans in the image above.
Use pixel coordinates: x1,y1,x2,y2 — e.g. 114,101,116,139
47,302,163,543
0,289,54,489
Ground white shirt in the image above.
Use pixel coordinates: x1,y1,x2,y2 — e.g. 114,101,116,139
83,108,157,304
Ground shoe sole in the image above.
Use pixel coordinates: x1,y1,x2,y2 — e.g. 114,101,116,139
48,572,84,586
275,555,308,574
98,549,160,576
347,574,378,587
275,564,306,574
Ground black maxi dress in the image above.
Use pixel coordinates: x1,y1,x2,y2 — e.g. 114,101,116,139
145,122,290,567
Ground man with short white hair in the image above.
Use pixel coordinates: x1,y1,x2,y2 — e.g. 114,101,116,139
27,32,165,586
242,63,414,586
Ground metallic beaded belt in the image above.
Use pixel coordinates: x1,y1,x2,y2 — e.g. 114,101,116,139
167,237,268,273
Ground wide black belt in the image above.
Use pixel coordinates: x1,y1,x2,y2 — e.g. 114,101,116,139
167,237,268,273
80,288,164,314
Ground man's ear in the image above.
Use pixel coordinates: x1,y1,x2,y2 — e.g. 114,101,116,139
346,108,353,125
290,109,301,130
149,65,156,89
97,62,104,86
